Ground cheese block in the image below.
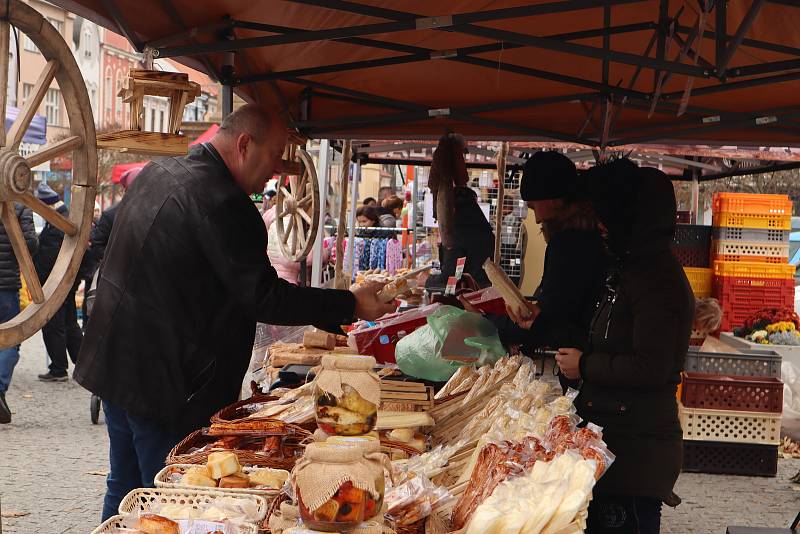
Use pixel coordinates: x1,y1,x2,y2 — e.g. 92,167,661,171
138,514,179,534
248,468,289,489
207,451,241,479
376,410,434,430
219,473,250,489
180,471,217,488
303,330,336,350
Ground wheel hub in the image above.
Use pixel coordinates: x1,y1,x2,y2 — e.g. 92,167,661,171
0,150,31,199
284,194,297,214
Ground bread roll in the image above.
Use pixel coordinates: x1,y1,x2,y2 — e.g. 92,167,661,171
180,471,217,488
138,514,179,534
219,473,250,488
248,468,288,488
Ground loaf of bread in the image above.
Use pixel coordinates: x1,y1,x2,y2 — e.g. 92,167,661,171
138,514,179,534
180,471,217,488
248,468,288,488
207,451,241,479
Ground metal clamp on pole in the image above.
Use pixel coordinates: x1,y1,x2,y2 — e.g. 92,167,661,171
415,15,454,30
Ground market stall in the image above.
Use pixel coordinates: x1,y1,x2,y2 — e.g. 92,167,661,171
8,0,800,532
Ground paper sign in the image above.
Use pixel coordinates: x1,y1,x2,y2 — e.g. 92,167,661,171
445,276,458,295
455,257,467,280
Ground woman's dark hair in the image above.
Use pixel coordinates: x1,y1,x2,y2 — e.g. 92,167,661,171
540,199,598,243
356,205,380,226
362,197,377,206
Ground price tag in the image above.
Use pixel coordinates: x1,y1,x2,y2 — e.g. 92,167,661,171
455,257,467,280
445,276,458,295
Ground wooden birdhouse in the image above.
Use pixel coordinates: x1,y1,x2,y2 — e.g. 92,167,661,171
96,69,201,156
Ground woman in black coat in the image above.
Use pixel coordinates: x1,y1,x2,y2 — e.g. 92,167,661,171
556,158,694,533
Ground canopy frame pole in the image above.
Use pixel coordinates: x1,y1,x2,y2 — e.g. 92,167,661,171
310,138,330,288
334,142,352,289
100,0,144,51
344,161,360,283
716,0,765,79
690,168,700,224
675,24,800,58
494,142,508,263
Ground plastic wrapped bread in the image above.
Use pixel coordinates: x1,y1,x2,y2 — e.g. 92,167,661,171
483,259,531,319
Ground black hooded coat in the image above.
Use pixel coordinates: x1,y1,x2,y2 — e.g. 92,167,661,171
576,162,694,502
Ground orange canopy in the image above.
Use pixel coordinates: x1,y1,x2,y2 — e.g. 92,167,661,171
54,0,800,147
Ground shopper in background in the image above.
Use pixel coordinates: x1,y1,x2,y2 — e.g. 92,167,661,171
0,199,38,423
76,105,394,520
33,183,83,382
362,197,377,207
263,204,328,284
500,151,607,391
356,205,381,228
90,167,143,268
559,158,693,534
380,195,403,228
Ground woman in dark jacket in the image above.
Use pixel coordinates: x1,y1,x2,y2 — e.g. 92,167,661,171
497,152,607,389
557,158,694,533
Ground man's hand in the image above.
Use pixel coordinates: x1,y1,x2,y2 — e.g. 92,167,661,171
556,348,582,380
351,281,397,321
506,300,540,329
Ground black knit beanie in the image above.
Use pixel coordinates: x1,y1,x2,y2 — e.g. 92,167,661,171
520,151,578,201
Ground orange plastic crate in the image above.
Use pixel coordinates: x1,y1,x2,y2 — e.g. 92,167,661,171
712,254,787,264
713,260,795,280
713,211,792,230
712,192,793,216
683,267,712,298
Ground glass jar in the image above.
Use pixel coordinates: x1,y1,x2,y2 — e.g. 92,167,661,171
294,443,383,532
314,355,380,436
326,436,387,514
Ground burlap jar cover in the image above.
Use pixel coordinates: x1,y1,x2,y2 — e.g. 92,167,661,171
316,354,381,408
326,436,393,486
293,442,381,514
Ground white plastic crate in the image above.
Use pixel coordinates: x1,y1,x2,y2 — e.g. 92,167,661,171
678,403,781,445
712,239,789,259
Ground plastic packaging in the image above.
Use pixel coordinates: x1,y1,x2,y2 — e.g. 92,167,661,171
385,476,453,526
396,306,505,381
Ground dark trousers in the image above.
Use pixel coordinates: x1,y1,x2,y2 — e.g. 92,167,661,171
587,495,663,534
101,401,183,521
42,288,82,376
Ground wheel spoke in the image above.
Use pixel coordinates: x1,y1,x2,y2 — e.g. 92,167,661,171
278,207,291,218
1,202,43,303
25,135,83,169
9,60,58,150
291,214,299,255
296,214,307,250
18,193,77,236
0,21,10,147
297,207,312,225
297,194,312,207
280,186,293,200
296,169,308,195
289,174,298,194
283,215,294,244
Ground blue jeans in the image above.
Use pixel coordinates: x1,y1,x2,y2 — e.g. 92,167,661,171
101,401,183,520
0,291,21,394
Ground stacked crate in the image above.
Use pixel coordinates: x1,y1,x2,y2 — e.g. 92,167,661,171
671,224,713,344
711,192,795,332
680,348,783,476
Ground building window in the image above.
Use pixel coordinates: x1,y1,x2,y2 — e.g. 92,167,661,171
47,18,64,36
45,88,61,126
159,109,165,133
23,35,38,53
84,29,92,59
115,74,122,121
21,83,32,107
150,108,156,131
104,72,112,114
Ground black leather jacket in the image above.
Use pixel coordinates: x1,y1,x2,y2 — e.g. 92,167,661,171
89,202,118,265
34,201,68,281
76,144,356,433
0,202,38,291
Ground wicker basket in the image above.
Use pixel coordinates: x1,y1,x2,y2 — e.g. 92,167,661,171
91,514,259,534
118,487,268,523
678,403,781,445
211,395,317,433
154,463,287,497
166,428,307,469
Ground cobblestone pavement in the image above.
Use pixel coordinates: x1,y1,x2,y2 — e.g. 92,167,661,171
0,333,108,534
1,335,799,533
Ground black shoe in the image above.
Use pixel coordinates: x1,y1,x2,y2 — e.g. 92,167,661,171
0,393,10,424
38,372,68,382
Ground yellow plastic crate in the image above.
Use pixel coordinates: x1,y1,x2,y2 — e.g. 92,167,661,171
713,211,791,230
683,267,712,298
713,260,795,280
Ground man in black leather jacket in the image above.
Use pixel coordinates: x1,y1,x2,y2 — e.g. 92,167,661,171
76,105,395,520
0,201,38,424
33,183,83,382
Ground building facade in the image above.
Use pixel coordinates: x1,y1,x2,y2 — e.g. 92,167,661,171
71,16,102,123
99,29,140,130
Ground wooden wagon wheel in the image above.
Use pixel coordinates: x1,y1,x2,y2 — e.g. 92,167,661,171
275,147,319,262
0,1,96,347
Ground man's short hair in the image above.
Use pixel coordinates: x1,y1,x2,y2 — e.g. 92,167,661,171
217,104,282,142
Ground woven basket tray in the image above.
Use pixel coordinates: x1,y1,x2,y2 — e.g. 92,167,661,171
210,395,317,434
118,487,268,524
91,514,258,534
154,463,288,498
166,428,308,469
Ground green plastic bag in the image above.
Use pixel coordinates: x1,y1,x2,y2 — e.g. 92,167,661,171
395,305,505,381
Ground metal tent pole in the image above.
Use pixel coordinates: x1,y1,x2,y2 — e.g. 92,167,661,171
310,139,330,287
345,162,361,281
411,166,418,268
